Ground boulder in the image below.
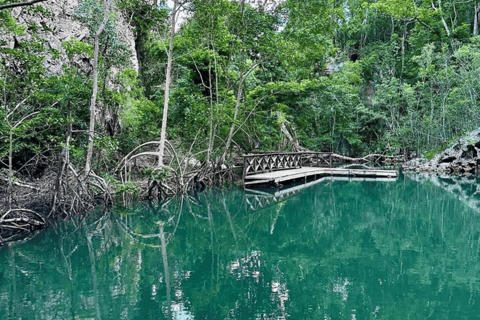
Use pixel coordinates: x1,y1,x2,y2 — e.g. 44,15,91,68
403,128,480,174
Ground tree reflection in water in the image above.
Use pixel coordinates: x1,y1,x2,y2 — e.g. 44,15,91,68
1,176,480,319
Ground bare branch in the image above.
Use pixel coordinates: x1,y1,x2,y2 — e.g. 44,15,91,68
0,176,41,191
0,0,47,10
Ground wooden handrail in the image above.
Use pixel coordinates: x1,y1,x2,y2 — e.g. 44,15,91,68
242,152,403,177
243,152,332,157
242,152,334,177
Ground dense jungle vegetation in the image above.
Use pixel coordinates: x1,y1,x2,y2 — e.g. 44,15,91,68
2,0,480,182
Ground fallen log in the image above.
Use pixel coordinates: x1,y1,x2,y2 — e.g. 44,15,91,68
303,152,404,164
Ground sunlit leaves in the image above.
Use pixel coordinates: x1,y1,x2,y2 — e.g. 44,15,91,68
62,38,94,59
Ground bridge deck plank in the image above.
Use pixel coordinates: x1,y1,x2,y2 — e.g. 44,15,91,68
245,167,397,185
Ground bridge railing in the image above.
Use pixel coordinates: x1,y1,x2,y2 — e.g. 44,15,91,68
243,152,333,177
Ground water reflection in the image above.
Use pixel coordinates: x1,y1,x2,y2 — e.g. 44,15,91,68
406,172,480,213
245,176,397,212
1,175,480,319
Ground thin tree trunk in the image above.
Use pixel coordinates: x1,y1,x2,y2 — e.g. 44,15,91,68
401,22,406,77
474,4,479,36
432,0,450,36
4,99,38,209
220,0,246,163
207,57,214,164
8,125,13,209
85,0,111,175
158,0,178,167
211,43,220,160
53,114,72,211
221,75,244,163
0,0,47,10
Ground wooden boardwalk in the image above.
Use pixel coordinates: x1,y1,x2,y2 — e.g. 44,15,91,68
243,152,398,187
244,167,397,186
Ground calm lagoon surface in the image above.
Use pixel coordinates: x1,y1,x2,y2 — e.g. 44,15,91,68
1,174,480,319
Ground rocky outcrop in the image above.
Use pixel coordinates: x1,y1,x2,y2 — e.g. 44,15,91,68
403,128,480,174
2,0,138,75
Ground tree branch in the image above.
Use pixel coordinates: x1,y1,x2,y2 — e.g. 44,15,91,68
0,0,47,10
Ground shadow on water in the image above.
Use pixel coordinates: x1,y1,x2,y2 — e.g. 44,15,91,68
2,175,480,319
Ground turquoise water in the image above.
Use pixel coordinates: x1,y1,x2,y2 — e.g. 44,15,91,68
1,175,480,319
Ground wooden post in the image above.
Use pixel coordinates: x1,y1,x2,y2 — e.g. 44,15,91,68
242,155,246,188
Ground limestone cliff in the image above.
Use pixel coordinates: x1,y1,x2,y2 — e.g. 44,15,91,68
1,0,138,75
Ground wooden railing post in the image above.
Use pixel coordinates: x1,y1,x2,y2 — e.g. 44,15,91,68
242,155,246,187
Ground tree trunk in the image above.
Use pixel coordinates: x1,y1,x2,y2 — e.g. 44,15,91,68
432,0,450,36
474,4,479,36
221,75,244,163
0,0,47,10
221,0,246,164
207,57,214,164
85,0,111,175
53,114,72,209
8,126,13,209
207,42,220,164
158,0,178,167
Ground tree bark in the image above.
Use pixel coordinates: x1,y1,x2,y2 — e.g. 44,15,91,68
474,4,479,36
0,0,47,10
221,75,244,163
8,125,13,209
207,55,214,164
221,0,246,163
85,0,111,175
432,1,450,36
158,0,178,167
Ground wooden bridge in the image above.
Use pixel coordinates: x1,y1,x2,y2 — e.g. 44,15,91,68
243,152,398,187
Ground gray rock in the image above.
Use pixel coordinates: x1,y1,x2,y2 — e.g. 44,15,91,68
2,0,138,76
403,128,480,174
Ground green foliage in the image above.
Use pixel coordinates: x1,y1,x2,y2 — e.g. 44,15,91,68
75,0,131,68
115,182,141,196
4,0,480,176
117,0,169,35
141,167,171,181
0,10,26,35
62,38,94,58
423,146,445,160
